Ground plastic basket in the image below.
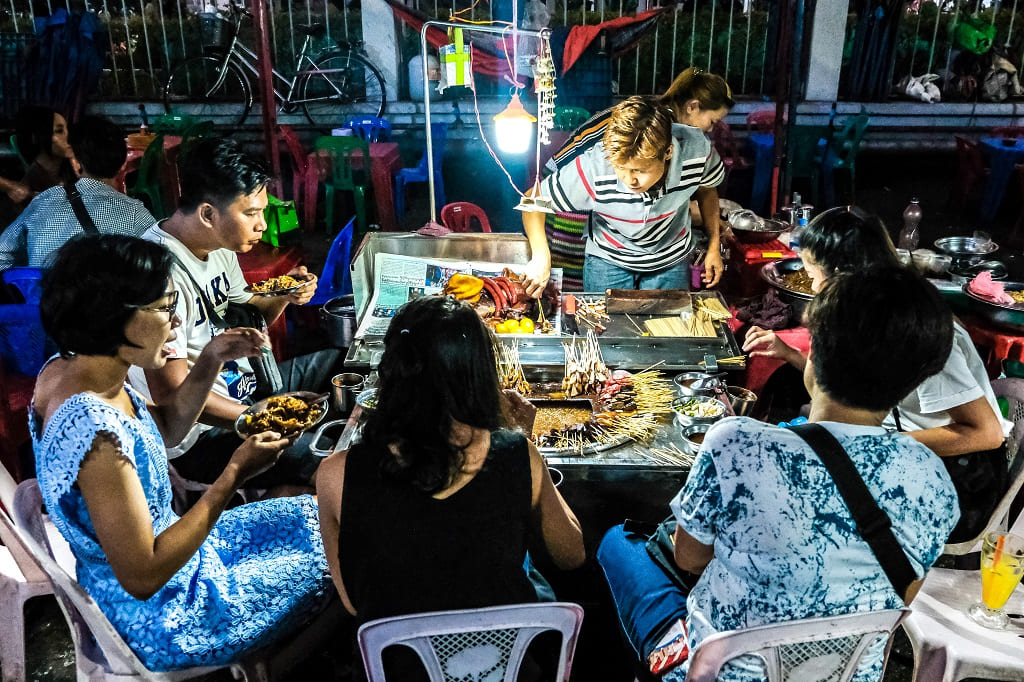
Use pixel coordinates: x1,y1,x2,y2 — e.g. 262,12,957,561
199,12,232,50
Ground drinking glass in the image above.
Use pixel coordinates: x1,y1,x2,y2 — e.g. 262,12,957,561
966,531,1024,629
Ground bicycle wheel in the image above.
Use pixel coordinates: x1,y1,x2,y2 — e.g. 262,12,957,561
301,52,386,131
164,56,253,127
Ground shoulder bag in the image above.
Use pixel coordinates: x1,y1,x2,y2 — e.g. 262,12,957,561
791,423,917,601
65,182,98,234
167,253,283,396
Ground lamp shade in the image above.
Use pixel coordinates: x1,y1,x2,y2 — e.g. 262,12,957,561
493,93,536,154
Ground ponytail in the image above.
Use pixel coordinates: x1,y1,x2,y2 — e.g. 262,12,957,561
661,66,735,113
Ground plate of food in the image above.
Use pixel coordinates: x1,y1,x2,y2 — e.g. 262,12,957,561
244,274,312,296
234,391,328,438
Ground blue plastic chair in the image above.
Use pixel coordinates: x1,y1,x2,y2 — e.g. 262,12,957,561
0,304,45,377
394,123,447,218
310,216,355,306
343,117,392,143
3,268,44,304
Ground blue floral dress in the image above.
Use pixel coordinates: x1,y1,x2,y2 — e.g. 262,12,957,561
31,386,331,671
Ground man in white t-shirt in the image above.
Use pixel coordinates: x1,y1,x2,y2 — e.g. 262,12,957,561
128,137,342,487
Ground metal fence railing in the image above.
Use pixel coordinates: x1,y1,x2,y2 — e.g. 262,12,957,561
0,0,774,102
843,0,1024,102
0,0,361,100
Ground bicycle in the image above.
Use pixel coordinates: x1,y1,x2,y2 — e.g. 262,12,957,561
163,3,386,129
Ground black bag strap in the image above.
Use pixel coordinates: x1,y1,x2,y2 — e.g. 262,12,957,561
64,182,98,234
791,423,917,601
166,251,229,330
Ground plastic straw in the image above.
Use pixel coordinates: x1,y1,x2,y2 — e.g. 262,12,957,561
993,534,1007,566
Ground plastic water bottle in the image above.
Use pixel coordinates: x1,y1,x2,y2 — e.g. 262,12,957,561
790,215,807,255
898,198,922,251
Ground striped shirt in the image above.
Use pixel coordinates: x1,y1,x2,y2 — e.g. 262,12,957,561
539,125,725,272
545,107,615,174
0,178,156,271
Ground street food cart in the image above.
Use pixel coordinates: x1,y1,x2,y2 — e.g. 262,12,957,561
341,232,749,545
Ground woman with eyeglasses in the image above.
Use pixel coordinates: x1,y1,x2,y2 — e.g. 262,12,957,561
30,234,331,671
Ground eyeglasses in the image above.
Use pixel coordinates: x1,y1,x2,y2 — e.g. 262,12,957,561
135,290,179,319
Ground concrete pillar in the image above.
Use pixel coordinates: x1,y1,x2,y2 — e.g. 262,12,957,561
361,0,400,104
804,0,846,101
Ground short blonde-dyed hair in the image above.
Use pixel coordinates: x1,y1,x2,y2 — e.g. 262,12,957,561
602,96,674,166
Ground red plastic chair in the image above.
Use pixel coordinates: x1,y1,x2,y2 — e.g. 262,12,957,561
440,202,492,233
276,125,315,230
0,359,33,483
992,126,1024,139
950,135,988,211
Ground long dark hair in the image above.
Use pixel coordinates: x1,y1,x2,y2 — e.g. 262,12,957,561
362,296,503,494
800,205,900,274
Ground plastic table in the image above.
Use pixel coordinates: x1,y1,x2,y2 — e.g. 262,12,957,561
306,141,403,232
979,136,1024,222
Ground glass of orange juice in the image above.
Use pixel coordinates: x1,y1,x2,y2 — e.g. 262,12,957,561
967,531,1024,629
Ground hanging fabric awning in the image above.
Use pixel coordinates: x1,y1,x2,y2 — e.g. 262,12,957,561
383,0,666,80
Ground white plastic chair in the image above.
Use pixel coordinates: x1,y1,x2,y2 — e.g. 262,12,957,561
942,377,1024,557
0,465,52,682
12,478,240,681
357,602,584,682
683,609,909,682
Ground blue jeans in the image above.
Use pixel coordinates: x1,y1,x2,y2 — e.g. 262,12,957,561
596,525,690,660
583,255,690,292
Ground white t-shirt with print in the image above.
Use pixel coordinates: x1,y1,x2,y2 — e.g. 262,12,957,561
127,225,255,456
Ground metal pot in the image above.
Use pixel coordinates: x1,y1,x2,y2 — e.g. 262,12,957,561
321,295,357,349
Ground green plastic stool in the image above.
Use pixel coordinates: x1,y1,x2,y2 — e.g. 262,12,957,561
553,106,591,132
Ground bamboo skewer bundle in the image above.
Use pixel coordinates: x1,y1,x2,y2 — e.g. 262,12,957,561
562,331,607,397
495,341,531,394
694,296,731,321
630,371,676,414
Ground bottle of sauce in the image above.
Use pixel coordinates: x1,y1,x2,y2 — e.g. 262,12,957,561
898,198,923,251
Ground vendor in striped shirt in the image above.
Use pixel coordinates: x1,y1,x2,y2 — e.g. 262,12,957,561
521,96,727,295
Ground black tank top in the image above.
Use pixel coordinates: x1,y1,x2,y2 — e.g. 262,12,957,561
338,429,538,623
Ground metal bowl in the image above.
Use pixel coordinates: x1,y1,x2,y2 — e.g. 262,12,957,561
679,423,712,456
731,217,788,244
760,258,815,319
934,236,999,270
962,280,1024,331
673,371,713,396
671,395,728,429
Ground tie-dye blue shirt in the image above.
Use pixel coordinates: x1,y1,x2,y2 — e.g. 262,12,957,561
670,418,958,681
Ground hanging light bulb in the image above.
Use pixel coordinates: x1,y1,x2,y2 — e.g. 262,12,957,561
493,92,536,154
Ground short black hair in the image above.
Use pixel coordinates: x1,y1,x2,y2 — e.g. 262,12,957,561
806,267,952,411
14,105,61,161
800,205,900,274
70,116,128,179
41,234,173,358
362,296,503,494
177,137,272,212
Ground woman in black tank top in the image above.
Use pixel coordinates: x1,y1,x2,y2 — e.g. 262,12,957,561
316,296,586,674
